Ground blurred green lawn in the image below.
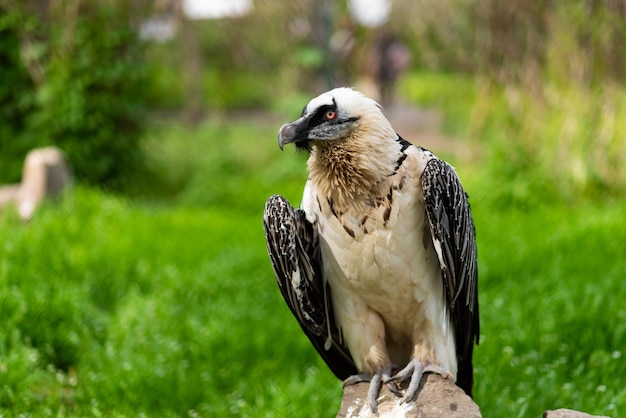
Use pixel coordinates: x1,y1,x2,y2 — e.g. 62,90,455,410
1,115,625,417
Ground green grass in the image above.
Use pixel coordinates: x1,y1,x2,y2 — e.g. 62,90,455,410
1,116,625,417
0,188,343,416
473,201,626,417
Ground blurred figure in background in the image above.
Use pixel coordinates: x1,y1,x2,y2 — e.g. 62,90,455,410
371,30,411,106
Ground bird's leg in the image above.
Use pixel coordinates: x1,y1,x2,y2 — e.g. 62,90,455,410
390,359,453,404
343,366,400,413
335,299,401,412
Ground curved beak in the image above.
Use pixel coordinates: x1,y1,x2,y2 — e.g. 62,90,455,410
278,122,296,150
277,116,310,150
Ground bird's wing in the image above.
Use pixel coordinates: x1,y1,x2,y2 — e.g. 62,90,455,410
421,157,479,396
263,194,357,380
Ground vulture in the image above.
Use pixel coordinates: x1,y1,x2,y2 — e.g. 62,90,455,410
263,87,479,412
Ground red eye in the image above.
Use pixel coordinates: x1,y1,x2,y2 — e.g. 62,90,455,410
325,110,337,120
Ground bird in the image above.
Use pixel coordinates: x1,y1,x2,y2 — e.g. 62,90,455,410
263,87,479,412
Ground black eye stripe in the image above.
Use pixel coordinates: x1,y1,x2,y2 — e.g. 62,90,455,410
309,104,337,126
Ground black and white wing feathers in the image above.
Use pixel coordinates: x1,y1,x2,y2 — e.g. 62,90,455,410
421,157,480,396
263,194,357,380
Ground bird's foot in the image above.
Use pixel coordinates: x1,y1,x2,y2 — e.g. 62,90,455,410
343,366,399,414
389,359,453,404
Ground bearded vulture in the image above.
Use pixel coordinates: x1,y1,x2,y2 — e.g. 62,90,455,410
263,87,479,412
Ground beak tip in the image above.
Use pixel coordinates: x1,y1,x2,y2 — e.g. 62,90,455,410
277,133,286,150
278,123,296,150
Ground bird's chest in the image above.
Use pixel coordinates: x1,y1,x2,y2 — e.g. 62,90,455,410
312,182,438,313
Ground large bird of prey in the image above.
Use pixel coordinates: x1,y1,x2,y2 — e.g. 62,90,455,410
263,87,479,412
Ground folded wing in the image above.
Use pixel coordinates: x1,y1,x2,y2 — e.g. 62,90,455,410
421,158,480,396
263,194,357,380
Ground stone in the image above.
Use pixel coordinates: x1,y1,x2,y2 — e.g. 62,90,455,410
337,373,481,418
0,147,71,220
543,409,611,418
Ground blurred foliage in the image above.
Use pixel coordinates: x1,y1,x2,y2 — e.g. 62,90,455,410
137,117,307,210
469,79,626,208
0,10,37,182
1,0,626,202
144,3,316,113
391,0,626,204
0,0,149,188
144,0,626,204
392,0,626,85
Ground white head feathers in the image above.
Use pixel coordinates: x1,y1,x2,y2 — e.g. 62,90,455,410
304,87,381,117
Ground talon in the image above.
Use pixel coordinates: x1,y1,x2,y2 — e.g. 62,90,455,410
385,379,402,397
344,367,395,413
343,373,372,387
367,372,381,414
391,359,453,404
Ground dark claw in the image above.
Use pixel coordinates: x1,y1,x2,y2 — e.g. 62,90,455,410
384,378,402,397
343,373,373,387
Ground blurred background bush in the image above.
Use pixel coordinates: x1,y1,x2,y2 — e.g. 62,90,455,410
1,0,624,204
0,1,147,188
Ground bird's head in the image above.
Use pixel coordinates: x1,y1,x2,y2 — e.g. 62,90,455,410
277,87,393,151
